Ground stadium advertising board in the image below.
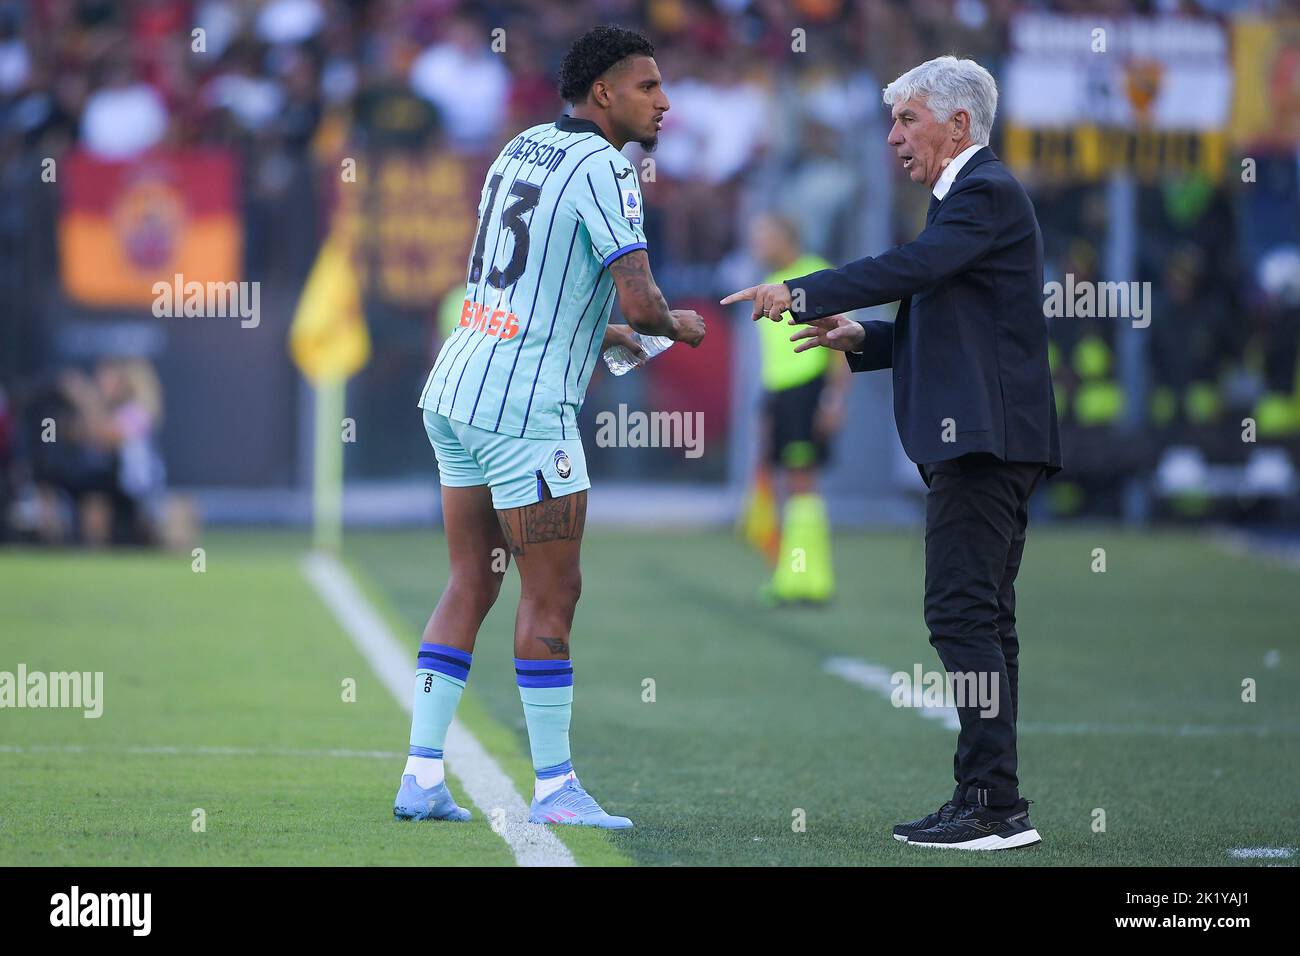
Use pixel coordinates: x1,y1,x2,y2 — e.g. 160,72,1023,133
1002,14,1231,182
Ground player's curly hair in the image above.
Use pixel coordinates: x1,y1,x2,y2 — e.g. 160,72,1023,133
558,25,655,104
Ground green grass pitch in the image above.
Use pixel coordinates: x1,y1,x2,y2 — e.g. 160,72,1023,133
1,527,1296,866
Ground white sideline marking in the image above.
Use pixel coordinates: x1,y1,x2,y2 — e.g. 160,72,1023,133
1211,530,1300,571
823,657,1297,738
823,656,961,730
1017,721,1299,737
0,744,404,759
1228,847,1295,860
301,551,575,868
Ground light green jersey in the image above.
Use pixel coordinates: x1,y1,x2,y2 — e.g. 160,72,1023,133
419,117,647,440
758,253,834,391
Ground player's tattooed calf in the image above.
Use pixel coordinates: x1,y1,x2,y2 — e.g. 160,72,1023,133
536,635,569,656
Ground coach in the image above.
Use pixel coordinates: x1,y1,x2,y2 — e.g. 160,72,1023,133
723,56,1061,850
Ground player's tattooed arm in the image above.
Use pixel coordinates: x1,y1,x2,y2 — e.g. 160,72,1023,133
608,251,705,347
608,250,670,335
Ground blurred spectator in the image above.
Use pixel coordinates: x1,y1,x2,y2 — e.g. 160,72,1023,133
38,359,166,547
79,56,169,159
204,40,288,135
409,15,508,153
255,0,326,47
0,7,29,99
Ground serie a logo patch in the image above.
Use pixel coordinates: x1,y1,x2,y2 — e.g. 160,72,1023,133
621,188,641,224
554,449,572,479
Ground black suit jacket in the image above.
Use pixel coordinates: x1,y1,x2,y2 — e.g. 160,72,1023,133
788,147,1062,474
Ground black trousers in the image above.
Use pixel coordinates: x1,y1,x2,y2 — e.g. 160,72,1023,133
919,453,1045,809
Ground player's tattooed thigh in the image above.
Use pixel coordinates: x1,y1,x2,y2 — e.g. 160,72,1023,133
536,636,569,656
500,491,586,554
497,512,524,555
523,492,585,544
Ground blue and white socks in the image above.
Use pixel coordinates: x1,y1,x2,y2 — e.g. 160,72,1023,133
404,642,472,788
403,647,577,801
516,658,575,800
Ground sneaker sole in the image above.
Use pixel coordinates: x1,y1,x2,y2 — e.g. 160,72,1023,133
528,817,634,830
908,828,1041,850
394,807,471,822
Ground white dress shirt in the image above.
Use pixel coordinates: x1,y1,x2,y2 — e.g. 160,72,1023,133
932,142,986,201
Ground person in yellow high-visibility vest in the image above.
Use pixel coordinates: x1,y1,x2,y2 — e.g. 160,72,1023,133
746,213,850,605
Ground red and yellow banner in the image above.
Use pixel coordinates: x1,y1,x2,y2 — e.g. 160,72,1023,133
59,150,241,307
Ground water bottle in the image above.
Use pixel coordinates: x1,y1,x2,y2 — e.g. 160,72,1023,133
602,332,675,376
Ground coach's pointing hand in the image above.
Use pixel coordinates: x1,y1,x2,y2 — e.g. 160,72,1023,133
789,315,865,353
670,309,707,348
720,282,792,322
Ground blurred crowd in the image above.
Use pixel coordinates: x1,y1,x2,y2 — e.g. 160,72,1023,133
0,357,196,547
2,0,1300,534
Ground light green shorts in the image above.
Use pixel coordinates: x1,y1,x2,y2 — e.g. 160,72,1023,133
422,409,590,510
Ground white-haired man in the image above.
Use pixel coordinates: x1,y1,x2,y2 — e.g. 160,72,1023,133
724,56,1062,850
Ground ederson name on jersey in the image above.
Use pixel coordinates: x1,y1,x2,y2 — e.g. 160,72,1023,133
419,115,647,440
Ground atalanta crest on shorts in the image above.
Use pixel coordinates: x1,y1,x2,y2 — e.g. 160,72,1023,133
554,449,572,479
621,188,641,224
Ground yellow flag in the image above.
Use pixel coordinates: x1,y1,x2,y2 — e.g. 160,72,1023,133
289,229,370,383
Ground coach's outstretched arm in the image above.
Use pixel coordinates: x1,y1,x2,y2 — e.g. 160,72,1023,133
793,177,1003,319
608,249,706,347
721,177,1003,320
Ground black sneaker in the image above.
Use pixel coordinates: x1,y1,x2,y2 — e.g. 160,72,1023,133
892,800,962,842
906,799,1041,850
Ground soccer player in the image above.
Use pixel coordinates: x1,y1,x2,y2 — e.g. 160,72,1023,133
745,214,849,606
394,26,705,829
